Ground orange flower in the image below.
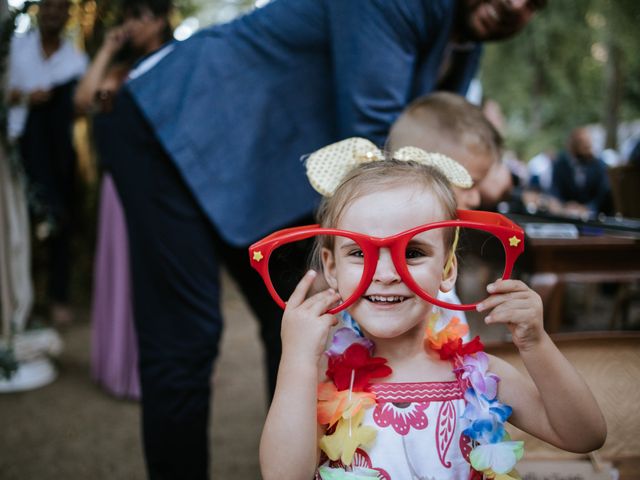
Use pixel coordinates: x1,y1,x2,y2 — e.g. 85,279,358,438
317,382,377,426
425,317,469,351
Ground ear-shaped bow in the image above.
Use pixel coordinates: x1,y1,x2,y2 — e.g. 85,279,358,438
305,137,473,197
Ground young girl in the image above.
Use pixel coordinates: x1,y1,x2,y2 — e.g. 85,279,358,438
253,138,606,479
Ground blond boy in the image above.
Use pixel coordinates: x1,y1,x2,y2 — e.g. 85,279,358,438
387,92,505,209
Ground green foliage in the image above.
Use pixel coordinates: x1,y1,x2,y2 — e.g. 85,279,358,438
481,0,640,159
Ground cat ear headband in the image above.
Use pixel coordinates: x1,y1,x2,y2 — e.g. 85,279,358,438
305,137,473,197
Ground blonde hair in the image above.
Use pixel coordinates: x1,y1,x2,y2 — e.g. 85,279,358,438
387,92,503,164
311,160,458,269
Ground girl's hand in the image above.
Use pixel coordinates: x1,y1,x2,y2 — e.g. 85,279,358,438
102,26,130,55
281,270,341,365
476,279,545,351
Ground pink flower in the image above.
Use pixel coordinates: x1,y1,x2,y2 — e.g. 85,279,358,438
456,352,500,399
327,328,374,357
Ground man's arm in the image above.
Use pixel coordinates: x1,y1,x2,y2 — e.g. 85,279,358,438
326,0,453,144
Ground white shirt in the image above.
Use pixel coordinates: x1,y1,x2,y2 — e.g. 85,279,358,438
8,29,88,139
528,152,553,192
435,288,471,342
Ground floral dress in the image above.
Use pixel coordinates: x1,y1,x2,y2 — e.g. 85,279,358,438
315,323,524,480
318,380,472,479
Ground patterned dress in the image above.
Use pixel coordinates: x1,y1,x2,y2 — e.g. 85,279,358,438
318,380,473,479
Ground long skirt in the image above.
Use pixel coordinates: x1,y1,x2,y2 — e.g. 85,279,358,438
90,174,140,400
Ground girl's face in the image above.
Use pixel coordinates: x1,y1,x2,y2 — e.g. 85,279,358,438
123,7,168,54
321,184,456,341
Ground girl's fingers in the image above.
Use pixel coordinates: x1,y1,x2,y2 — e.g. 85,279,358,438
476,293,512,312
286,270,318,307
306,289,341,315
288,273,341,315
486,279,528,294
484,305,531,324
477,286,532,312
320,313,339,328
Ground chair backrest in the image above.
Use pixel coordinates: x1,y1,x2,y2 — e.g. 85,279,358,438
608,165,640,219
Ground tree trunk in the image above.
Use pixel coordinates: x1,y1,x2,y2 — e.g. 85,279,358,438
603,37,622,150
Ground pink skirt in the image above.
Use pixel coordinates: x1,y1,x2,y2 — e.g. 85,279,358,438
90,174,140,400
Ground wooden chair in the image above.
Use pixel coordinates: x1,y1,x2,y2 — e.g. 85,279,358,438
486,333,640,479
608,164,640,219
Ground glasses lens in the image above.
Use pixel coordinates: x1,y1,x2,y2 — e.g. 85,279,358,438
268,237,316,304
267,234,361,305
407,226,506,306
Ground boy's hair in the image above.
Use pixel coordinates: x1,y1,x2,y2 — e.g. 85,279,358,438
387,92,503,165
311,160,458,270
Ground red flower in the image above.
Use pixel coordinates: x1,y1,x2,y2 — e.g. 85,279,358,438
326,344,392,391
437,336,484,361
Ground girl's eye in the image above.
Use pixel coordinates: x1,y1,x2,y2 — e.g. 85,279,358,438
347,249,364,258
405,247,430,260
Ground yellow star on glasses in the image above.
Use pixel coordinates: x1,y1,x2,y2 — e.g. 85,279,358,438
508,236,521,247
252,250,264,262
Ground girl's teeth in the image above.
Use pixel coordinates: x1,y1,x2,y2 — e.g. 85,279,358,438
368,295,403,303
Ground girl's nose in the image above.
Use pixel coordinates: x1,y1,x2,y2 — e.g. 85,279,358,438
373,249,401,284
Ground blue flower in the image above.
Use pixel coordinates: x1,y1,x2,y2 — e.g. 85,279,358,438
462,388,512,444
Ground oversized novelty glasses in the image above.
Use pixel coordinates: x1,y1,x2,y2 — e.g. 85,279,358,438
249,210,524,314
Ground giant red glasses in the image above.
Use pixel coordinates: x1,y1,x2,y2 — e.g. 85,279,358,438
249,210,524,314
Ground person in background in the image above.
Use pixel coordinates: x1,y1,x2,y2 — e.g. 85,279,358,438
628,138,640,167
551,126,612,216
387,92,504,211
387,91,505,337
105,1,545,477
528,149,556,193
74,0,174,400
7,0,88,327
478,159,513,209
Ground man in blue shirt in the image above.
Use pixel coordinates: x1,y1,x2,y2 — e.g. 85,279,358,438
551,127,612,216
105,1,544,477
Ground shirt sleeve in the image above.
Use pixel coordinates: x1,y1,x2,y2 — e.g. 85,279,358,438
326,0,448,145
8,35,21,90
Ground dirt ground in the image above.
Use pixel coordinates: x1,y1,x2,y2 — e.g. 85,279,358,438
0,272,266,479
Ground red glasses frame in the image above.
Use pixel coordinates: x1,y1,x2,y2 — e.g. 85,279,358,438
249,210,524,314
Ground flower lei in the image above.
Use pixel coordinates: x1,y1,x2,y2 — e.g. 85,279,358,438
316,319,524,480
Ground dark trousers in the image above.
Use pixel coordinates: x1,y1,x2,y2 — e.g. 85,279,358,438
107,90,300,479
19,81,78,304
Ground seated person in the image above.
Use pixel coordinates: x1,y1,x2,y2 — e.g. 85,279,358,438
551,127,612,216
629,138,640,167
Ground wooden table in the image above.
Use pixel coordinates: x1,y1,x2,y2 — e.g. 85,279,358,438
511,217,640,333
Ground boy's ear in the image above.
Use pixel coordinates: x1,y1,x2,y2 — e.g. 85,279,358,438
439,254,457,293
321,247,338,290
